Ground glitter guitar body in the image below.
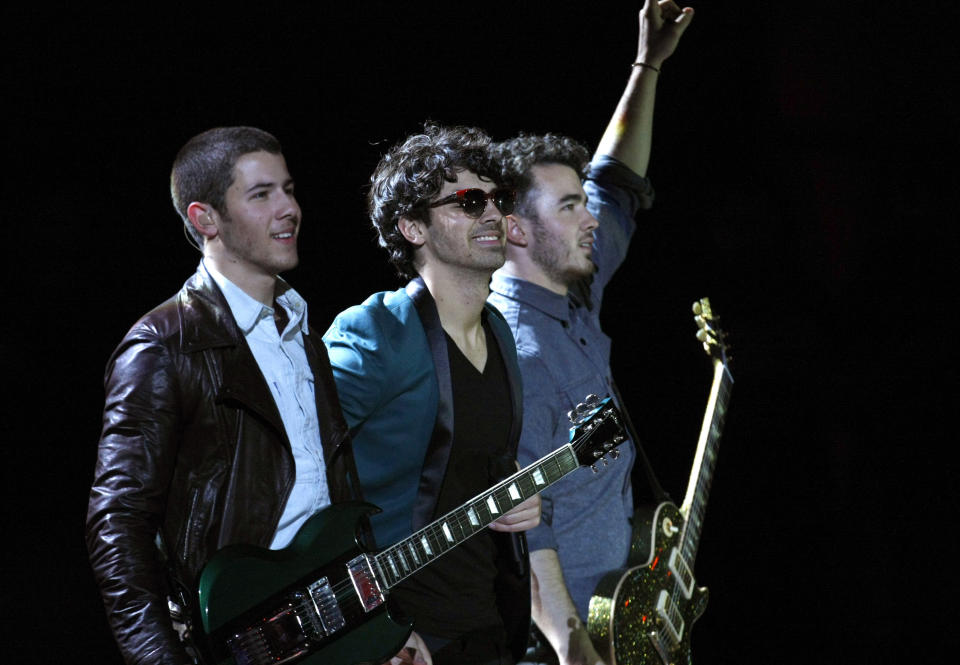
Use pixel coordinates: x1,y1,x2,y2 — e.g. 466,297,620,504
587,299,731,665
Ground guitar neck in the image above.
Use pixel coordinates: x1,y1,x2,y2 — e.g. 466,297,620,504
374,444,580,589
679,357,733,564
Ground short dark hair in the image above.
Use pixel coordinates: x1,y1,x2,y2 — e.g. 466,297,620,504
368,123,499,280
170,126,283,245
492,134,591,218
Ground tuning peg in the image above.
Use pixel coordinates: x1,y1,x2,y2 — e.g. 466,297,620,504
584,394,601,408
610,449,620,460
590,464,599,473
601,457,609,467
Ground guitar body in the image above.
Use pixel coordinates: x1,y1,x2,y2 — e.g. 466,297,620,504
199,502,411,665
588,502,708,665
197,398,627,665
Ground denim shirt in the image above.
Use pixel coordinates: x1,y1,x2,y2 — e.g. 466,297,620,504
488,155,654,619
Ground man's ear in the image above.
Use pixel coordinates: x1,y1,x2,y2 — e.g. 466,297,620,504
505,214,528,247
186,202,219,240
398,216,426,247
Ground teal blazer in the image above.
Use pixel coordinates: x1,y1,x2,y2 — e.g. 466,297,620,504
323,277,529,660
323,277,523,544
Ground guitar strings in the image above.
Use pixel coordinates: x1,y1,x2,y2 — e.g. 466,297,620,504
277,414,613,631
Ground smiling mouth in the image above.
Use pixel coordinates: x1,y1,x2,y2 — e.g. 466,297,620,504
272,232,295,240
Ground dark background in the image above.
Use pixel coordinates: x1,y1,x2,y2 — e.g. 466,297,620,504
5,2,956,663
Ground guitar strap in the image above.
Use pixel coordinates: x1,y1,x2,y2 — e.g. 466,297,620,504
610,378,671,504
570,277,671,505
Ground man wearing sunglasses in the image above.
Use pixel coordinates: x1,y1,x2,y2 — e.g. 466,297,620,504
487,3,694,664
324,124,541,665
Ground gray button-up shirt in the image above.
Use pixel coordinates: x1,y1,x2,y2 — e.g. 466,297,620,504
488,155,654,619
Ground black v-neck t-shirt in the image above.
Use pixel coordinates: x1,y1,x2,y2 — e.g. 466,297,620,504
390,321,513,640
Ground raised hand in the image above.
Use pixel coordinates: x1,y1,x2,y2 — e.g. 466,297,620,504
637,0,695,69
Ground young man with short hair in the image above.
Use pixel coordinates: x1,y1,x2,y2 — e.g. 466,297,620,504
87,127,360,664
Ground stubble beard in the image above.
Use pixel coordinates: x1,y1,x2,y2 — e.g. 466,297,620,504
220,209,299,276
530,218,594,288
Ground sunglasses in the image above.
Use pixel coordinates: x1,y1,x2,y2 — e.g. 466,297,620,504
428,188,517,218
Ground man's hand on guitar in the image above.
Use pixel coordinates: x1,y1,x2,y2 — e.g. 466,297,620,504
390,631,431,665
488,493,541,532
564,622,608,665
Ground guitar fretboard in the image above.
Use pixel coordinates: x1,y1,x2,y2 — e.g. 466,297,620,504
375,445,580,588
679,359,733,565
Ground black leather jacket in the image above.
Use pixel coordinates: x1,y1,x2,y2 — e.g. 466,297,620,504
86,269,358,665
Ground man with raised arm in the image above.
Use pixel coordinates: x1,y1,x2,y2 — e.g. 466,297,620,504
487,3,694,664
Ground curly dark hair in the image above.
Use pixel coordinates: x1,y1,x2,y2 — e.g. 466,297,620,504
170,127,283,246
368,123,499,280
492,133,591,218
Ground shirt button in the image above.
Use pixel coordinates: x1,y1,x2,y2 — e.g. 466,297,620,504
580,338,587,345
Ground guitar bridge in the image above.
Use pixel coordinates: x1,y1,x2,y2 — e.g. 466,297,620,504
225,577,345,665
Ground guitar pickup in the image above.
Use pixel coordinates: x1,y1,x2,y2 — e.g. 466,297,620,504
667,548,695,599
346,554,386,613
307,577,346,635
655,589,685,647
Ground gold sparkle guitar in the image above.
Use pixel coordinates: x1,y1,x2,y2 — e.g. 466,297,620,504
588,298,732,665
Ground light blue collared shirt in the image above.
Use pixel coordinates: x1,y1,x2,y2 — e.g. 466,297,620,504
202,260,330,549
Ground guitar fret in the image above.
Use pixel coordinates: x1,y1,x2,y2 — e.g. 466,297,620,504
680,363,733,561
532,467,546,487
473,500,492,524
369,407,623,592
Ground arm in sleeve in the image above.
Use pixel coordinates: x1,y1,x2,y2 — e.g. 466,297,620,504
513,353,568,553
85,325,193,665
322,306,390,431
585,156,654,295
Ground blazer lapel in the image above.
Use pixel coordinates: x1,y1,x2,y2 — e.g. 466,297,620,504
485,304,523,458
405,277,455,531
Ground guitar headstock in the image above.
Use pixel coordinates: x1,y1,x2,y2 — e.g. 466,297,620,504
567,395,626,472
693,298,730,365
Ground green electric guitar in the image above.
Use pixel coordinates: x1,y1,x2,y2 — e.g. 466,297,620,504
588,298,733,665
198,395,626,665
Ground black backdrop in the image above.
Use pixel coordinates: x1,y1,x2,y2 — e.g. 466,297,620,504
5,2,956,663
